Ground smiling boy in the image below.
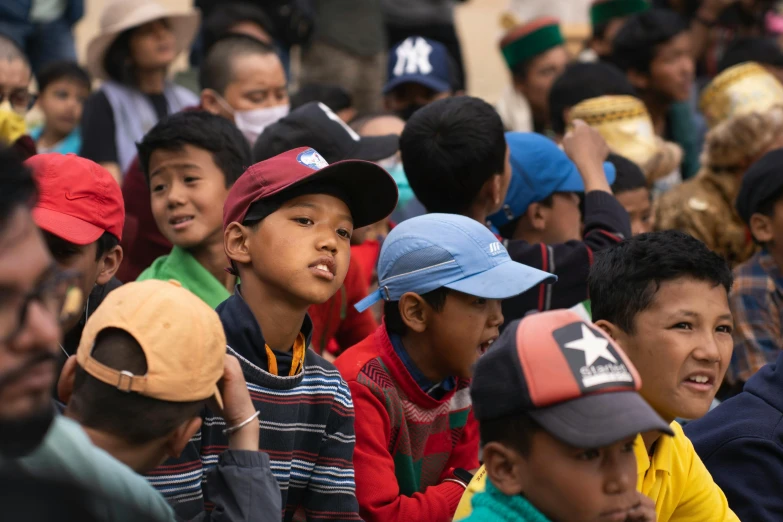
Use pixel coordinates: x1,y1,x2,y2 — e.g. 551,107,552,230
136,111,251,307
152,147,398,522
336,213,555,522
589,230,740,521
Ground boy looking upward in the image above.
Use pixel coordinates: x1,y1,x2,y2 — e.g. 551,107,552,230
136,111,251,308
336,213,554,522
153,147,398,522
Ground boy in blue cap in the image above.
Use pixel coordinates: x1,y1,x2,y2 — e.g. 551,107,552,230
384,36,457,121
335,213,555,522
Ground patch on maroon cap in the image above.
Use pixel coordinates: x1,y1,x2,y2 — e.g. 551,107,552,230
296,148,329,170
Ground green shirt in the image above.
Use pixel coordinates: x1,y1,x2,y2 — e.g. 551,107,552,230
461,479,550,522
17,416,174,521
138,246,231,308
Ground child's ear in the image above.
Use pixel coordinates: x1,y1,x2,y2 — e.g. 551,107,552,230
200,89,222,116
57,356,79,404
224,223,252,266
166,417,203,459
525,203,548,231
594,320,626,346
398,292,429,334
627,70,649,91
483,442,527,497
749,213,774,244
96,245,123,285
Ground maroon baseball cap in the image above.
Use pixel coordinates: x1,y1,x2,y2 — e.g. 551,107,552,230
223,147,398,230
27,153,125,245
471,310,673,448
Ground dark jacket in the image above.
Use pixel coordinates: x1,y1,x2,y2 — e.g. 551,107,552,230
0,0,83,25
501,191,631,324
685,350,783,522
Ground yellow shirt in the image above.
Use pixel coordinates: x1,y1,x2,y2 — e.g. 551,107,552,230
453,422,739,522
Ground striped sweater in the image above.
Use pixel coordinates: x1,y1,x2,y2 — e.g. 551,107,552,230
335,326,479,522
148,293,360,522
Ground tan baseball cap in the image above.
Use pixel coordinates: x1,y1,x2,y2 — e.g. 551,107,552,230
76,280,225,408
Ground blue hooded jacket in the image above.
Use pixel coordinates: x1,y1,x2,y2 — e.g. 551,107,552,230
685,350,783,522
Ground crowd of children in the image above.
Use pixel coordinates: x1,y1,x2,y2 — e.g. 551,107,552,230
4,0,783,521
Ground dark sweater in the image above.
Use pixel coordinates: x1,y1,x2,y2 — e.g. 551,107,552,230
501,191,630,324
685,350,783,522
149,291,361,522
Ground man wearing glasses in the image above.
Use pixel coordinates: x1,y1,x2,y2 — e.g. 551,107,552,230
0,35,35,158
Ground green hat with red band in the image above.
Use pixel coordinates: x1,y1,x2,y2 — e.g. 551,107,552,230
500,17,564,71
590,0,650,27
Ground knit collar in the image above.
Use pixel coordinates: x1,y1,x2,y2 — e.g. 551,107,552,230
388,332,455,398
472,479,551,522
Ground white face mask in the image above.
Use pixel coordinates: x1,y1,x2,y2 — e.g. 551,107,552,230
213,92,289,145
233,104,290,145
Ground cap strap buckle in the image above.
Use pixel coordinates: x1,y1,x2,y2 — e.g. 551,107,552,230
116,370,135,393
381,286,391,301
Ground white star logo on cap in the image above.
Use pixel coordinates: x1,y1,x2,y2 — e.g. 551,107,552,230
564,324,617,366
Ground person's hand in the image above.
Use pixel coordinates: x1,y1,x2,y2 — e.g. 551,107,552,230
208,355,259,451
562,120,611,193
626,492,656,522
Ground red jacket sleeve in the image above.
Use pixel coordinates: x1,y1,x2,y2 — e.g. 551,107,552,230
335,261,378,351
349,382,466,522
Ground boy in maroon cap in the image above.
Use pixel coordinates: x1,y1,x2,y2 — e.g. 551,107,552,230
152,147,398,522
25,153,125,361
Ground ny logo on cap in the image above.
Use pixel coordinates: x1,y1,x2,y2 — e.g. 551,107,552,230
552,322,634,392
393,37,434,77
297,148,329,170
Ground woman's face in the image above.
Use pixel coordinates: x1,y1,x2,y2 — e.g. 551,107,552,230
129,19,177,70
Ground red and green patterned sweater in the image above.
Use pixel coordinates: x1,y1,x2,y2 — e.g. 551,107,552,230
335,325,479,522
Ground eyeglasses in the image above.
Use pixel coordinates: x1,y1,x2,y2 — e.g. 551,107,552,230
0,269,82,344
0,90,34,112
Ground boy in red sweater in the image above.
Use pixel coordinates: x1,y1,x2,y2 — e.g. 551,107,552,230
335,213,555,522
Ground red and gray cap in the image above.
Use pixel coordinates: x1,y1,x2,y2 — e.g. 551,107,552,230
471,309,673,448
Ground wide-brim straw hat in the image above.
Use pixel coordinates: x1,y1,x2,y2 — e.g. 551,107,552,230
86,0,201,81
700,61,783,129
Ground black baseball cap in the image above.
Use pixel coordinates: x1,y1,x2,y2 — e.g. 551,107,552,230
471,310,673,448
736,147,783,224
253,101,399,163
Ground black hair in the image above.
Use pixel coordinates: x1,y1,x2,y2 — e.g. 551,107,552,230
291,83,353,113
103,28,135,85
718,37,783,73
69,329,203,445
42,230,120,265
37,61,91,93
478,411,541,456
201,2,276,56
136,110,252,187
592,20,612,42
384,287,450,336
95,231,120,260
754,186,783,219
588,230,733,334
608,153,647,194
400,96,506,214
0,146,36,227
199,34,277,94
0,34,29,68
549,62,636,135
496,194,556,240
611,8,689,74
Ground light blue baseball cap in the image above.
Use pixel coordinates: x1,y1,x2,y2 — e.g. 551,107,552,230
354,214,557,312
489,132,617,229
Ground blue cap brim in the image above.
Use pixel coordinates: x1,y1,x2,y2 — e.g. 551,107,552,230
383,75,451,95
553,161,617,193
443,259,556,299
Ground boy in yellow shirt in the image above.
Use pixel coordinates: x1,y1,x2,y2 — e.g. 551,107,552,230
455,230,740,522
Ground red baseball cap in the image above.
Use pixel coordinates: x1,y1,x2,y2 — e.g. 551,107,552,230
27,153,125,245
223,147,398,230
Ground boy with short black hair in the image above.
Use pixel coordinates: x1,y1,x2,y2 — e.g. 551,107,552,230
611,8,700,178
718,37,783,83
26,154,124,360
155,147,399,522
462,309,668,522
589,230,739,521
588,0,650,59
336,213,555,522
31,61,91,154
721,147,783,388
608,152,652,236
548,61,636,142
401,96,632,323
136,111,251,308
